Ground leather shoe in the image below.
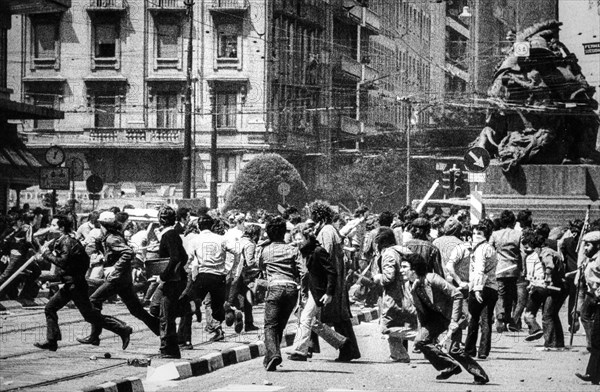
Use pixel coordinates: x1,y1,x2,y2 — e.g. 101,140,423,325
436,366,462,380
120,327,133,350
288,353,308,361
34,341,57,351
160,353,181,359
575,373,594,382
525,330,543,342
209,328,225,342
334,354,361,362
77,335,100,346
474,376,489,385
225,310,235,327
234,311,244,334
244,324,259,332
179,341,193,350
266,356,282,371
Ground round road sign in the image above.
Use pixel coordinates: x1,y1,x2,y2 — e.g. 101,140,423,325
464,147,491,173
86,174,104,194
277,182,290,196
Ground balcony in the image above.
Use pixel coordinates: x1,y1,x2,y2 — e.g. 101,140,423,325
273,0,327,28
22,128,184,148
86,0,127,13
148,0,186,13
333,55,361,81
363,64,378,83
7,0,70,14
363,7,380,34
340,115,361,135
208,0,248,14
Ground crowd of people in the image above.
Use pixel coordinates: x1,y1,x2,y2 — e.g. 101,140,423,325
0,201,599,385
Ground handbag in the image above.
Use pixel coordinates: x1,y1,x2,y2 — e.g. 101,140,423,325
311,319,348,350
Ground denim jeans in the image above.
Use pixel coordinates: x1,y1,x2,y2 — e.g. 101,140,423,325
524,286,546,334
465,287,498,357
291,291,320,356
45,279,129,342
513,277,529,328
496,277,518,325
414,312,488,382
263,284,299,367
542,287,568,348
584,301,600,383
89,279,160,338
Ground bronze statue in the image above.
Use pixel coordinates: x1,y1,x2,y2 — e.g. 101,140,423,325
471,20,600,172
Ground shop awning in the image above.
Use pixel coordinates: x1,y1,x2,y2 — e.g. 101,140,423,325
0,134,42,187
0,97,64,120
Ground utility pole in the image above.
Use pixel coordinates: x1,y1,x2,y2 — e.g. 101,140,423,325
182,0,194,199
406,99,411,205
210,90,218,209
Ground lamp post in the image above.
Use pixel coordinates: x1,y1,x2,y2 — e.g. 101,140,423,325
182,0,194,199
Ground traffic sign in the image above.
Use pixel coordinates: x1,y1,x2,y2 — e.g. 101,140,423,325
86,174,104,193
88,193,101,201
40,167,70,190
514,42,530,57
464,147,490,173
277,182,290,196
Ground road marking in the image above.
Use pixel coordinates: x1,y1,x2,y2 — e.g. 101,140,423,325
212,385,285,392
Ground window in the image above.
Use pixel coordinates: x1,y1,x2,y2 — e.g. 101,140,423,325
0,28,6,89
216,24,240,59
33,22,57,59
94,23,117,58
216,92,237,128
94,95,117,127
218,155,237,183
33,95,56,129
156,93,178,128
157,22,179,59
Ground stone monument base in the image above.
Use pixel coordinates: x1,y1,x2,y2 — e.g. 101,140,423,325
479,163,600,226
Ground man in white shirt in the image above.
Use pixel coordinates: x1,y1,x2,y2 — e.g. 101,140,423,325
181,214,239,341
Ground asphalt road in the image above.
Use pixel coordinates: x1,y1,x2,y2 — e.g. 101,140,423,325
0,302,597,392
145,319,597,392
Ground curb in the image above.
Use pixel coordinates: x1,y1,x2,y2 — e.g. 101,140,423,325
81,307,380,392
81,377,143,392
0,298,48,311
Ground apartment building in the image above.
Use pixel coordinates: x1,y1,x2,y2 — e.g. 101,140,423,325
1,0,70,213
6,0,448,209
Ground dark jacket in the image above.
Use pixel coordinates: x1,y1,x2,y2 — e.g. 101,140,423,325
100,231,134,283
411,273,463,326
42,234,89,283
159,228,187,282
300,237,336,307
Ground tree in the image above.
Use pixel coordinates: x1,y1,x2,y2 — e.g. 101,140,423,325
224,153,308,213
314,151,433,212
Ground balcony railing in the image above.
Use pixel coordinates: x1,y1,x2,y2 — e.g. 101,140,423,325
208,0,248,12
147,0,186,12
363,7,380,34
86,0,126,12
22,128,184,148
333,55,361,80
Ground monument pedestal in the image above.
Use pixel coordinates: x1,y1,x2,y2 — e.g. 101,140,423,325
480,163,600,226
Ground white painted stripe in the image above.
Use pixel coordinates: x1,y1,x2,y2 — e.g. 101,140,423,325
233,346,252,362
175,362,193,380
203,352,224,371
126,377,144,392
